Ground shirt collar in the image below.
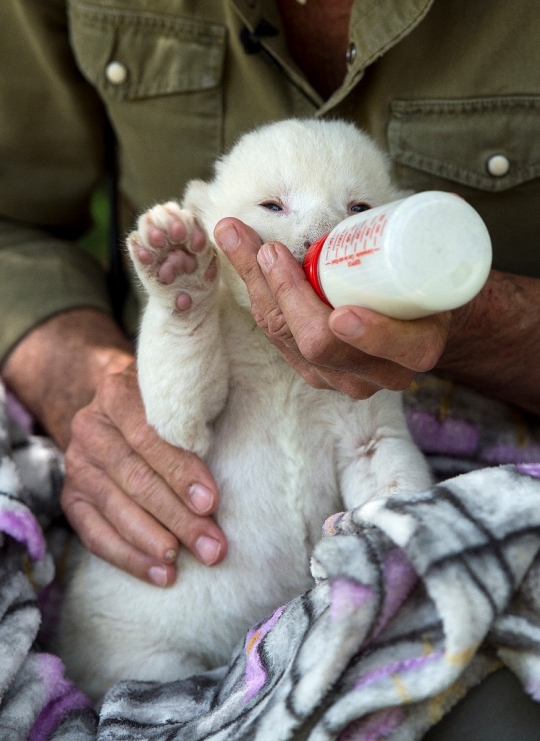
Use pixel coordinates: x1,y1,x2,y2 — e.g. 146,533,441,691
230,0,435,113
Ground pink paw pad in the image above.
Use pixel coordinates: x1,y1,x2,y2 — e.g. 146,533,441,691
176,293,192,311
128,203,218,311
158,251,197,285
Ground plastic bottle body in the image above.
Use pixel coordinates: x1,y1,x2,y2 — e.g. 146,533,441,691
302,191,493,320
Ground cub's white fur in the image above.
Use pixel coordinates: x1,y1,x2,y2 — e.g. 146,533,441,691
57,119,432,702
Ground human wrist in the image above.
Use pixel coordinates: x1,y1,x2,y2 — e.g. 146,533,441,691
435,290,478,374
434,269,540,414
1,308,134,448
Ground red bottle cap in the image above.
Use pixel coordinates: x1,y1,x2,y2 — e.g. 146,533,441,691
302,233,332,306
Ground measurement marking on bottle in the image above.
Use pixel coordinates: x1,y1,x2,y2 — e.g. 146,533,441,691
325,247,380,267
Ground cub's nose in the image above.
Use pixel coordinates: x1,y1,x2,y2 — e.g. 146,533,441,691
303,229,329,251
296,218,338,260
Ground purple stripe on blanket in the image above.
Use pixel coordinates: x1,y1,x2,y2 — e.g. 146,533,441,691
354,649,443,692
526,678,540,702
5,390,34,434
481,444,540,465
0,510,45,561
373,549,418,637
323,512,345,536
244,606,285,702
29,654,93,741
517,463,540,479
37,581,65,648
330,578,373,621
337,707,404,741
406,410,479,456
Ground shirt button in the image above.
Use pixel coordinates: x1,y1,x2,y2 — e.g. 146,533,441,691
486,154,510,177
105,61,128,85
345,42,357,65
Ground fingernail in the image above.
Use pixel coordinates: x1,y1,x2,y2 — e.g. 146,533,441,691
148,565,169,587
189,484,214,513
214,224,240,251
331,310,365,338
164,549,177,563
195,535,221,565
257,243,277,273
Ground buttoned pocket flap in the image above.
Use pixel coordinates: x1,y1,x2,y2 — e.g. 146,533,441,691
69,3,226,101
388,97,540,192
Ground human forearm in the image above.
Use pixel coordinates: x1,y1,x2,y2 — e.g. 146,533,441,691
437,270,540,415
1,308,134,448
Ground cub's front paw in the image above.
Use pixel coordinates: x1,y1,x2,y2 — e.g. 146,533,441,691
127,201,218,311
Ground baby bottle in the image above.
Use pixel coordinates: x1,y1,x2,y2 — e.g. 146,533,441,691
302,191,492,320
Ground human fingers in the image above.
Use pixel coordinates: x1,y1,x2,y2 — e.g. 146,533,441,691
215,218,321,372
214,218,357,390
255,239,420,391
329,306,452,372
63,439,177,563
93,364,222,519
216,221,411,395
61,477,177,587
214,218,282,331
65,419,225,571
64,364,226,579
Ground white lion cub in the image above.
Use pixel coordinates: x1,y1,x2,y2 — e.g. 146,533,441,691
57,119,432,702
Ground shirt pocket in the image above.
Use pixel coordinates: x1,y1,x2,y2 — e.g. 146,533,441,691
67,1,227,206
387,97,540,276
388,96,540,193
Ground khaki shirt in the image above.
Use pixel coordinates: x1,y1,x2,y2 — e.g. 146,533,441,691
1,0,539,362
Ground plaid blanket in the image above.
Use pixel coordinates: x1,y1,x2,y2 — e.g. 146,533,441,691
1,377,540,741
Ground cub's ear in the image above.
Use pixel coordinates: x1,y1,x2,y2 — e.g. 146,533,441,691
182,179,211,216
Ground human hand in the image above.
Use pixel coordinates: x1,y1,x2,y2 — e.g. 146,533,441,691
2,308,226,587
61,358,226,586
214,218,451,398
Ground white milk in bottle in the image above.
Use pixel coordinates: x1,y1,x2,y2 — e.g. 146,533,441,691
302,191,492,320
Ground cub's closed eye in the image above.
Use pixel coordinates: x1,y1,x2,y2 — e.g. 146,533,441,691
350,202,371,214
260,202,283,212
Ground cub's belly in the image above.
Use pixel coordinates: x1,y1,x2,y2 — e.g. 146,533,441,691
207,384,342,563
